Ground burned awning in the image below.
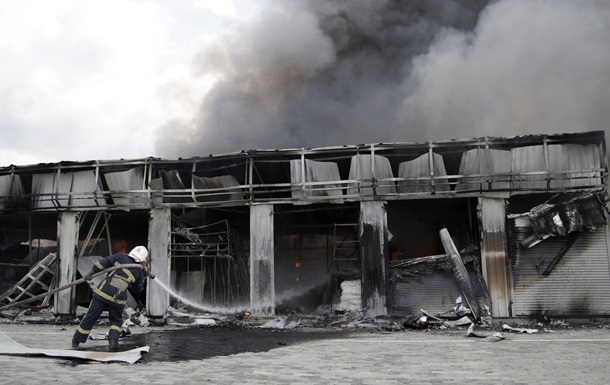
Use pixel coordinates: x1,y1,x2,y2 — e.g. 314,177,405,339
512,191,609,276
527,192,608,238
515,192,608,249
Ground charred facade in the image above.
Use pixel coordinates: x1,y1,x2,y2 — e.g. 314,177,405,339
0,131,608,320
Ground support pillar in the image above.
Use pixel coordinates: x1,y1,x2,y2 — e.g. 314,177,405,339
56,211,80,315
147,207,171,317
359,201,388,317
250,204,275,316
478,197,512,317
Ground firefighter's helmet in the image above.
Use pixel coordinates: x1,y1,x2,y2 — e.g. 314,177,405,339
128,246,148,263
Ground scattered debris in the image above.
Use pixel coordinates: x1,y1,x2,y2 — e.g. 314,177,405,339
466,323,505,342
451,296,472,317
259,314,302,329
390,253,479,271
443,316,473,328
124,307,150,327
550,319,568,327
88,334,108,340
164,306,225,327
403,313,431,329
168,317,217,327
502,324,539,334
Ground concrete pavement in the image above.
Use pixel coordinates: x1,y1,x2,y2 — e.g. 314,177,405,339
0,321,609,385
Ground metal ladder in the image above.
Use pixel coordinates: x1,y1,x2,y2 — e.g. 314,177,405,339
0,252,58,307
330,223,360,271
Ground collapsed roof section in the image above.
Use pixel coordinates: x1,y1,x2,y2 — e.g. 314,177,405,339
0,131,606,213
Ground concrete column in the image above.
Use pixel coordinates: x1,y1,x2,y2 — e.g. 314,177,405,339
359,201,388,317
250,204,274,316
478,197,512,317
147,207,171,317
56,211,80,315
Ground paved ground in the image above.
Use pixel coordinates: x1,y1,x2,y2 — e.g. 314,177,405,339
0,320,609,385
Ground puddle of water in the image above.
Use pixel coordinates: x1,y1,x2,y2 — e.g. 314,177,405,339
121,326,355,363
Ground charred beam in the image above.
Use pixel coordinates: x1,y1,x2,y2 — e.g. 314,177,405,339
536,232,580,276
439,228,481,319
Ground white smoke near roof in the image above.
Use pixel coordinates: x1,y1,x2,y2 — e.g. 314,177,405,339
154,0,610,158
401,0,610,141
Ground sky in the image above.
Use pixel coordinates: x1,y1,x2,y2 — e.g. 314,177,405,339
0,0,609,168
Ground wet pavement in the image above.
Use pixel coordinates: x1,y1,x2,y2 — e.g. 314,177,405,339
125,325,357,363
1,319,610,384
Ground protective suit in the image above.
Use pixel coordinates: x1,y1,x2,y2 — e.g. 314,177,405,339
72,246,148,351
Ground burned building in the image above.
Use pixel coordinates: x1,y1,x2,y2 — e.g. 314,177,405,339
0,131,609,321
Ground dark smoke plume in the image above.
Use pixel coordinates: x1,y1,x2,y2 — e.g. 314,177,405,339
154,0,610,158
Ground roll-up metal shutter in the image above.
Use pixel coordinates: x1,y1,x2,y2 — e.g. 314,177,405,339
390,264,483,315
510,218,610,316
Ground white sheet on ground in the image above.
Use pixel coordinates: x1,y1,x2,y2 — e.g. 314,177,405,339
0,331,149,364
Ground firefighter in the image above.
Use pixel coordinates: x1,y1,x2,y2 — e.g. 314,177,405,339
71,245,149,351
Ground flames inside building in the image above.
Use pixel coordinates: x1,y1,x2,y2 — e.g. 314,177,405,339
1,131,609,323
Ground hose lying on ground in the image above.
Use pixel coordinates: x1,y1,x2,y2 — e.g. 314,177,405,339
0,264,154,312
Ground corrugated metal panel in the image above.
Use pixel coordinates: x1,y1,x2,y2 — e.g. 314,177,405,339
390,263,484,315
391,270,462,315
511,145,546,190
104,167,148,206
159,170,190,203
0,174,25,209
512,144,603,192
455,149,511,192
397,152,450,193
546,144,565,189
192,174,245,202
289,159,344,203
490,149,513,191
148,178,164,204
347,155,396,196
511,220,610,316
70,171,106,208
31,171,105,208
565,144,602,187
31,173,72,208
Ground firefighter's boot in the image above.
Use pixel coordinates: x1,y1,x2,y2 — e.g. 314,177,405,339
108,339,119,352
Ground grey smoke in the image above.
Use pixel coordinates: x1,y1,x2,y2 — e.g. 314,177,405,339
154,0,610,158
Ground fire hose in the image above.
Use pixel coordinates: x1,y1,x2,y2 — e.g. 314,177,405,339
0,263,155,313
